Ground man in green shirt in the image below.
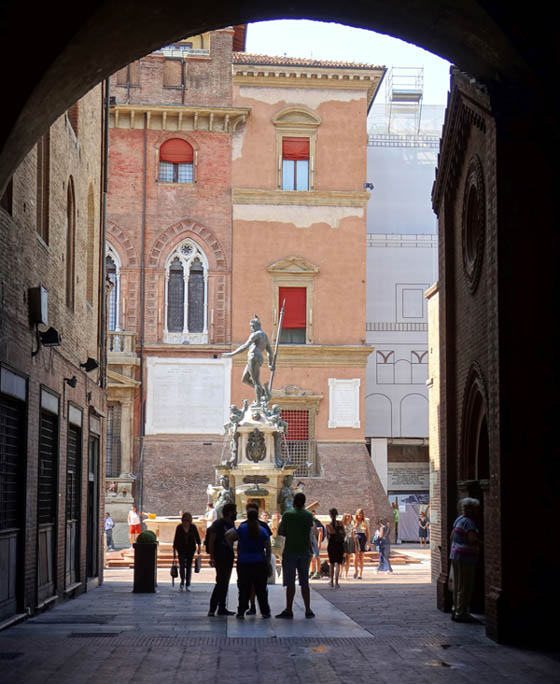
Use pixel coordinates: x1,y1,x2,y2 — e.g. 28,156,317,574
276,492,315,618
392,501,400,543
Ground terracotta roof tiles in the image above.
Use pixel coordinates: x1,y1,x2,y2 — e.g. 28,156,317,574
232,52,384,70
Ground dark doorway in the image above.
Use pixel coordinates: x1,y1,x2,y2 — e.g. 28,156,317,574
65,419,82,587
86,436,100,578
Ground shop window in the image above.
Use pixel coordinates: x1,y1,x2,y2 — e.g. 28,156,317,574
282,137,309,191
158,138,194,184
279,286,306,343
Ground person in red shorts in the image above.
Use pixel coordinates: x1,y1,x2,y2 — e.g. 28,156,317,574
127,505,142,546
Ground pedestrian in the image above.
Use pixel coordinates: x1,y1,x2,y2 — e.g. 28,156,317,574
173,512,201,591
226,507,272,619
244,502,273,615
352,508,370,579
104,512,115,550
205,501,217,528
307,501,325,580
449,497,480,623
127,505,142,547
392,501,400,544
418,510,430,545
276,491,315,619
206,502,237,616
342,512,355,578
375,519,393,574
326,508,345,588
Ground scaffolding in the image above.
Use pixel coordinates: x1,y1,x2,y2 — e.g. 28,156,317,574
386,67,424,134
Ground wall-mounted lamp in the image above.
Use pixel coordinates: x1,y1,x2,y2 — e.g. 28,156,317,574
32,326,62,356
80,357,99,373
363,182,374,190
64,376,78,388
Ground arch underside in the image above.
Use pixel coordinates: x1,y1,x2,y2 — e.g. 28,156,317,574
0,2,556,191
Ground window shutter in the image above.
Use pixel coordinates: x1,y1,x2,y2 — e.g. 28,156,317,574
160,139,194,163
279,287,306,329
282,137,309,161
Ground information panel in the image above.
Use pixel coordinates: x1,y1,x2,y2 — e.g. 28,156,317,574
145,357,231,434
328,378,360,428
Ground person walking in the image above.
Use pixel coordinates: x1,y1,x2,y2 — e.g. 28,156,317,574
450,497,480,623
341,513,355,579
375,519,393,574
245,502,273,615
207,502,237,616
392,501,400,544
276,492,315,619
227,508,272,619
104,512,115,551
173,512,201,591
352,509,370,579
418,510,430,545
326,508,345,588
307,502,325,580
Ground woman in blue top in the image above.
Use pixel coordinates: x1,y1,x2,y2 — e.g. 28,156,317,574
227,508,271,618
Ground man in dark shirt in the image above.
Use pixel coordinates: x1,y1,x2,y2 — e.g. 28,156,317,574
245,502,273,615
207,502,237,616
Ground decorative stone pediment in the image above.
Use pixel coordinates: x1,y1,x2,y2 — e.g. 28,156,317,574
267,256,319,274
272,107,321,129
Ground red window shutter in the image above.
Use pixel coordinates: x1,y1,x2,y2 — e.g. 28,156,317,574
279,287,306,329
282,137,309,161
160,139,194,163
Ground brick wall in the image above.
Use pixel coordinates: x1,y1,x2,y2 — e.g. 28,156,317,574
0,83,106,617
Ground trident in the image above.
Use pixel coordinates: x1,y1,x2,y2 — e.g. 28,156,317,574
267,298,285,397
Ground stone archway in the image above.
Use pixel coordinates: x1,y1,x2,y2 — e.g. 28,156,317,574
0,2,556,191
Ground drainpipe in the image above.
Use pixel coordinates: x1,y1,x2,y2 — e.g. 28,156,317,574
99,78,110,390
137,113,148,517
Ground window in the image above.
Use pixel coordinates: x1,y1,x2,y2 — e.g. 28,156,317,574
67,103,79,137
36,132,50,242
116,61,140,87
105,248,120,332
282,137,309,191
280,409,318,476
279,286,306,343
164,240,208,343
66,178,76,310
106,404,121,477
158,139,194,184
163,58,183,88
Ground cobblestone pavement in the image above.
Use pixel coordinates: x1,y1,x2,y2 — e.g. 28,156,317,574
1,553,559,683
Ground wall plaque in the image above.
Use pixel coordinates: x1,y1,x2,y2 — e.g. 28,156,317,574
145,357,231,434
387,462,429,491
328,378,360,428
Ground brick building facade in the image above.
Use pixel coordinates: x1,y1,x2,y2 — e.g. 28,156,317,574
106,29,392,527
0,86,106,622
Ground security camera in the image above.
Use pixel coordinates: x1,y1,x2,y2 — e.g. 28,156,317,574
363,182,374,190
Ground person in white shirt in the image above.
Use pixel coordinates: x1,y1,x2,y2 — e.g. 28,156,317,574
205,502,217,528
127,505,142,546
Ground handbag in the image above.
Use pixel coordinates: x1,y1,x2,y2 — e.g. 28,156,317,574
170,550,178,584
194,555,201,573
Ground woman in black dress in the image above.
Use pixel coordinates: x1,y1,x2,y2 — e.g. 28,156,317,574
173,512,201,591
326,507,345,588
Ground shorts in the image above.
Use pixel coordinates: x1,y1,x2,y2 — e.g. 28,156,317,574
282,553,311,587
129,524,141,535
355,532,367,552
310,537,320,558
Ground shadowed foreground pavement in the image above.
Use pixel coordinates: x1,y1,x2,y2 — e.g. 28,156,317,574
1,551,558,683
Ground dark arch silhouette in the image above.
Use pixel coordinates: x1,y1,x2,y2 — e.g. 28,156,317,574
0,3,556,191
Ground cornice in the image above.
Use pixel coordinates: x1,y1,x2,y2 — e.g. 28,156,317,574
233,188,370,207
231,344,373,367
233,65,385,110
110,104,251,132
141,344,232,355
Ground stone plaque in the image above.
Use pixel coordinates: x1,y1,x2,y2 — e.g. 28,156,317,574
387,463,429,491
328,378,360,428
243,475,269,484
145,357,231,434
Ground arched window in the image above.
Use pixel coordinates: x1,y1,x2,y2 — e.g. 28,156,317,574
165,240,208,343
105,245,120,332
66,178,76,310
158,138,194,184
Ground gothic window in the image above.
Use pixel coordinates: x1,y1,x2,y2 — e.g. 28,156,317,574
164,240,208,343
66,178,76,310
106,245,120,332
158,139,194,184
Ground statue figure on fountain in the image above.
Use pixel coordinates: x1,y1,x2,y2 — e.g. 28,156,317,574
278,474,294,514
222,315,274,406
215,474,235,518
267,404,288,468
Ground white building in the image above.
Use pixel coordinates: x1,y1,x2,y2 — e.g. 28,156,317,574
365,80,444,540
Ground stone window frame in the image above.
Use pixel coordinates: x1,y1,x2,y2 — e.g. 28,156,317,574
105,244,121,332
272,107,321,192
163,238,209,344
267,256,319,345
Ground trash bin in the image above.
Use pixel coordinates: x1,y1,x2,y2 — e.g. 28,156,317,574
133,542,157,593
